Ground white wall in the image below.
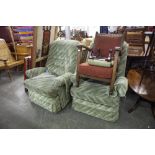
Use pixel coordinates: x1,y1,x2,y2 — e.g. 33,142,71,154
36,26,43,52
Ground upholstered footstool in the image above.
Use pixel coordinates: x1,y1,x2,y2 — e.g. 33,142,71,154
71,80,123,122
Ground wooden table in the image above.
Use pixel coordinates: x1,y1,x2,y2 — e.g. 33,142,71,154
127,69,155,118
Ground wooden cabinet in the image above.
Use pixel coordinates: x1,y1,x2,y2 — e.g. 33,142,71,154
16,44,32,60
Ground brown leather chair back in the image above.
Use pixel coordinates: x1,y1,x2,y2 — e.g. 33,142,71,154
92,32,123,58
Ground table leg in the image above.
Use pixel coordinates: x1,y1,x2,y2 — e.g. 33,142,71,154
151,104,155,119
128,97,141,113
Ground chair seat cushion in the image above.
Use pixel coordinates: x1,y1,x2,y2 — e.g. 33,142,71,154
71,80,119,107
25,73,59,97
71,81,120,122
88,58,113,67
79,62,113,79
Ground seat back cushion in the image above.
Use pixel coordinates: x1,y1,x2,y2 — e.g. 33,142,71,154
46,40,80,76
92,33,123,58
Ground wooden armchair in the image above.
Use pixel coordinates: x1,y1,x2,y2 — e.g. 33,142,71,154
76,32,123,94
0,39,24,80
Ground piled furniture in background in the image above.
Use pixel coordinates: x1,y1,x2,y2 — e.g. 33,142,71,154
127,31,155,117
125,27,145,57
125,27,146,71
12,26,34,60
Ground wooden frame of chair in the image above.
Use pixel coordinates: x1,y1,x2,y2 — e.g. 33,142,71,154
76,44,121,94
0,39,24,80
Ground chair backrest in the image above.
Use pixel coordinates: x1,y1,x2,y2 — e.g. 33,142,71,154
0,39,15,65
92,32,123,58
125,28,145,48
46,40,80,76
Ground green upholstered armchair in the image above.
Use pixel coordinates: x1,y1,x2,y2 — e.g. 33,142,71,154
70,41,128,122
24,40,80,112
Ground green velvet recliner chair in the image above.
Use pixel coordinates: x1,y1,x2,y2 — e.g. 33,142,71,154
24,40,80,112
71,41,128,122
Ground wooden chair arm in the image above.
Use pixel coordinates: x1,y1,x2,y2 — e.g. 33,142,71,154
24,56,31,80
114,46,121,56
109,48,120,94
0,58,8,62
76,44,93,65
114,48,120,58
77,44,92,52
76,45,91,86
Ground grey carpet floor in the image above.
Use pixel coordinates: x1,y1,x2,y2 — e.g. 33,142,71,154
0,71,154,129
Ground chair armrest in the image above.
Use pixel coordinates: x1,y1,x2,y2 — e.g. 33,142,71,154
24,56,31,80
53,72,74,96
114,46,122,56
109,48,120,94
0,58,8,62
70,73,85,87
0,58,8,67
77,44,92,52
76,45,92,75
55,72,73,86
70,73,76,85
114,76,128,97
25,67,46,79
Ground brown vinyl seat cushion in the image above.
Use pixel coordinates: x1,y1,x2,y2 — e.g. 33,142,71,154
79,62,113,79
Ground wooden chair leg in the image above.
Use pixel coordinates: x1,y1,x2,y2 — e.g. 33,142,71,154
76,74,80,87
109,82,114,95
3,60,12,81
109,76,115,95
151,103,155,119
6,69,12,81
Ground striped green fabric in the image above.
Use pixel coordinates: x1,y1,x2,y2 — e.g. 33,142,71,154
25,73,58,97
71,41,128,121
46,40,80,76
72,98,119,122
24,40,80,112
117,42,128,77
71,81,120,106
114,76,128,97
26,67,46,79
28,90,62,112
